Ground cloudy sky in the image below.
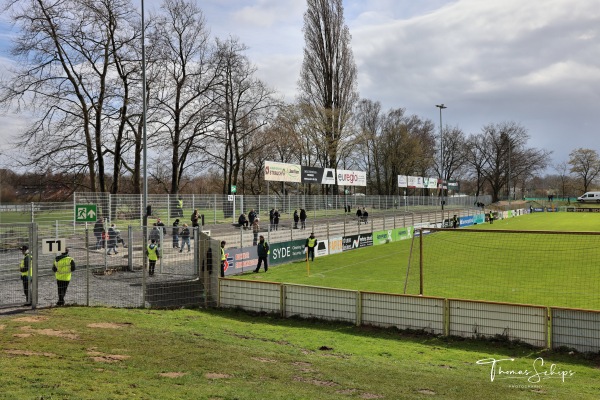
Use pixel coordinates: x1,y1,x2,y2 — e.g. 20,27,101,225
1,0,600,172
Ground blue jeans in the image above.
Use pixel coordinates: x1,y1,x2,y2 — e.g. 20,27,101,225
180,237,190,251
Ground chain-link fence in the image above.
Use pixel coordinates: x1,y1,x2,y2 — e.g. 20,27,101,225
0,223,218,310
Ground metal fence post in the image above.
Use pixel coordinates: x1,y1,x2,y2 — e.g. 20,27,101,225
86,228,90,306
128,225,133,272
30,222,38,308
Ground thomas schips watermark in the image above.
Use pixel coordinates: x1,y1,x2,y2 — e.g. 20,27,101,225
476,357,575,384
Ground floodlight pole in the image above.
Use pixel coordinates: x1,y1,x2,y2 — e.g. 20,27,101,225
142,0,148,244
436,104,447,211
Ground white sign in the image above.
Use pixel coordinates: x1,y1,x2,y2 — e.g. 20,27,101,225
42,238,66,254
397,175,408,188
336,169,367,186
227,195,234,201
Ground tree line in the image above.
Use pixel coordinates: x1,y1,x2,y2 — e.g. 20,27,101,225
0,0,596,202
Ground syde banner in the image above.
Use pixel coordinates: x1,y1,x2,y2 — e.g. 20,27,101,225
264,161,301,183
337,169,366,187
301,166,336,185
269,239,306,266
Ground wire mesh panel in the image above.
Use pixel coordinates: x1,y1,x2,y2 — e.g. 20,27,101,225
551,308,600,353
219,278,282,313
284,284,357,323
0,224,34,308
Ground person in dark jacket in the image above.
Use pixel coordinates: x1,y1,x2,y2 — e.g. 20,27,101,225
172,219,180,248
180,224,191,252
254,236,269,273
269,208,275,230
305,232,317,262
107,224,118,255
273,210,280,231
293,210,299,229
93,219,104,250
299,208,307,230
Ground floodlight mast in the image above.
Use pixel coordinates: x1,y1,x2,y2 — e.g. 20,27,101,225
435,104,447,211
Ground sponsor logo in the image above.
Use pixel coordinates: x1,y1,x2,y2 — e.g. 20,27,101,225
338,173,359,184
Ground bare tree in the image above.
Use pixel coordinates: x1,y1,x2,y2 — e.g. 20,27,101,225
149,0,220,198
568,148,600,193
211,37,279,195
298,0,358,181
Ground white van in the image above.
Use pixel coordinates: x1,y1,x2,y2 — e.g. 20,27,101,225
577,192,600,203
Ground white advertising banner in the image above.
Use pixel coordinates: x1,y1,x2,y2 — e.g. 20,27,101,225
336,169,367,187
407,176,424,188
397,175,408,188
264,161,302,183
424,177,438,189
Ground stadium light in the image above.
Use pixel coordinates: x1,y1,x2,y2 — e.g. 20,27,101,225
435,104,447,210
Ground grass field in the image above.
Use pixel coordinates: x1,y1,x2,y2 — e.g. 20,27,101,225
2,307,599,399
237,213,600,310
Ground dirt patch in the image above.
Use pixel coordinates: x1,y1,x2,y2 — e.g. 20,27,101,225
5,349,56,357
301,350,314,355
335,388,358,395
293,376,338,387
417,389,436,395
159,372,188,378
205,373,232,379
251,357,277,363
12,316,49,323
87,322,132,329
12,333,32,338
20,326,79,340
291,362,312,367
360,394,384,399
87,350,130,363
0,325,4,330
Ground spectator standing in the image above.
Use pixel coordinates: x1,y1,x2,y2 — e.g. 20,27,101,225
248,209,257,226
254,236,270,273
191,209,200,228
146,239,160,277
180,224,191,252
93,219,104,250
452,214,459,229
269,208,275,230
488,211,495,224
305,232,318,262
156,218,167,235
52,248,75,306
252,218,260,246
356,207,362,224
149,223,161,245
172,219,180,249
362,207,369,224
19,245,32,306
273,210,280,231
300,208,307,230
107,224,118,255
176,196,184,217
114,225,127,248
293,210,299,229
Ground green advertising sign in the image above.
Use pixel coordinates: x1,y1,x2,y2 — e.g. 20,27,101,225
75,204,97,222
269,239,306,266
373,227,414,245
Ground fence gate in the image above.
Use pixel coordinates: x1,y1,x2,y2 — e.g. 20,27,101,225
0,223,37,309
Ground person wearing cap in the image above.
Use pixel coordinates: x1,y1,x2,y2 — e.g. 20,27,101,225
52,248,76,306
146,239,160,276
19,245,32,306
172,219,180,249
305,233,318,262
220,241,226,277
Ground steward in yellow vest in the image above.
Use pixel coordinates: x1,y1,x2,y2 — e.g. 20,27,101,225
220,240,226,277
19,245,32,306
305,233,318,262
147,239,160,277
52,248,76,306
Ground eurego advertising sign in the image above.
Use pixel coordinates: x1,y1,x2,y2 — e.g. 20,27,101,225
336,169,366,187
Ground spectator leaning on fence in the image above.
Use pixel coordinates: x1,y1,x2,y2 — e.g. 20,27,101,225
19,245,32,306
52,248,75,306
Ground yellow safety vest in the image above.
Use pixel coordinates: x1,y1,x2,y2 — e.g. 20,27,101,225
54,256,74,281
147,245,159,261
221,247,226,261
178,199,183,208
307,237,317,248
20,254,32,277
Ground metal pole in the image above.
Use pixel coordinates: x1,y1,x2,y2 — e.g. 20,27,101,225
141,0,148,244
436,104,447,210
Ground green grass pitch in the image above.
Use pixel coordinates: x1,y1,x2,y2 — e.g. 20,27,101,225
237,212,600,310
